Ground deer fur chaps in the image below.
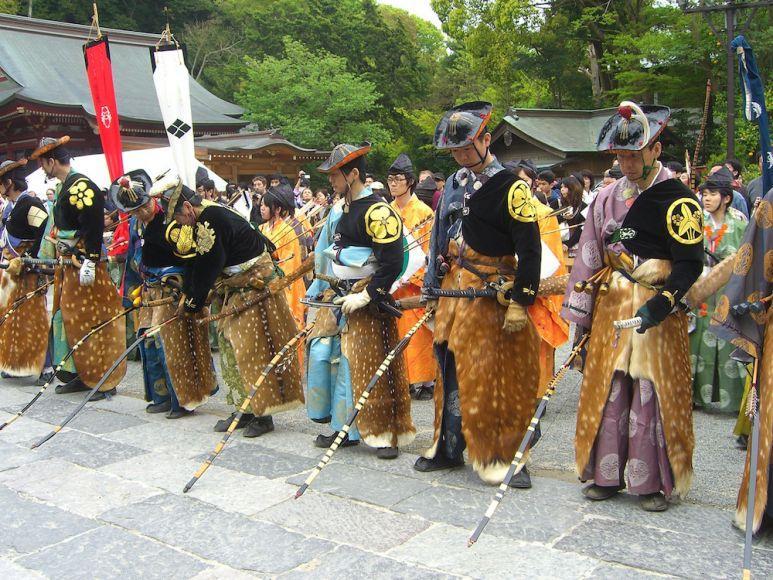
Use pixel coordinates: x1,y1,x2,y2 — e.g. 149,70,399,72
425,242,540,484
220,287,304,417
575,259,694,498
53,263,126,391
341,308,416,449
0,269,48,376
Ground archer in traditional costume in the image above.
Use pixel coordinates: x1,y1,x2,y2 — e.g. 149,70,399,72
387,153,436,401
154,176,303,438
305,197,360,448
0,159,51,384
417,101,542,488
711,188,772,534
562,102,703,512
318,142,416,460
112,170,217,419
34,137,126,401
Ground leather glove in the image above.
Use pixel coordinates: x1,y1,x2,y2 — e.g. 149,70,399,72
635,292,673,334
6,257,22,277
333,289,371,315
502,301,528,333
79,258,96,287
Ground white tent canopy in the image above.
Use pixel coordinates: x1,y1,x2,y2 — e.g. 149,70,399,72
26,147,227,198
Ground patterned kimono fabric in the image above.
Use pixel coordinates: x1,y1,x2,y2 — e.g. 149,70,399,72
562,168,694,499
218,317,248,409
710,193,772,532
390,194,435,386
260,217,306,326
691,208,748,412
305,201,359,440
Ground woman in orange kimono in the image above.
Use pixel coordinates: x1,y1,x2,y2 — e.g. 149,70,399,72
388,154,436,400
259,184,306,326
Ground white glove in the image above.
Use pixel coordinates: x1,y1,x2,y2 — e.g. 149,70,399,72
79,258,96,287
333,289,371,315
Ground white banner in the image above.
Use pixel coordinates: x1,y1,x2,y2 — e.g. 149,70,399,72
150,46,197,189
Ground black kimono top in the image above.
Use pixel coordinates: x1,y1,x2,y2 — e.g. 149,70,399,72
3,193,48,257
54,171,105,261
333,193,404,302
461,171,542,305
182,202,269,312
612,178,704,318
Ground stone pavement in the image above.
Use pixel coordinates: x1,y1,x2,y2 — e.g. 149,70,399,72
0,348,771,579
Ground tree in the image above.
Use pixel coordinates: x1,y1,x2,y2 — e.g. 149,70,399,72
218,0,445,110
428,0,772,115
182,18,244,82
17,0,218,33
0,1,20,14
236,38,391,150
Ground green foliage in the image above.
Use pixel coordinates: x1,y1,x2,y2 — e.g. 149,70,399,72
0,0,19,14
19,0,771,181
236,38,390,150
19,0,217,33
372,108,457,178
707,85,773,180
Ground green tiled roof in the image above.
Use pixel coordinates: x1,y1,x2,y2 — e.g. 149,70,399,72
198,132,322,153
498,108,618,155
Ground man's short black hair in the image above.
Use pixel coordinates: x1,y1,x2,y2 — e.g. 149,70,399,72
725,158,742,176
4,176,26,192
538,170,555,182
340,156,367,183
172,185,202,213
42,147,71,163
197,177,215,191
666,161,685,174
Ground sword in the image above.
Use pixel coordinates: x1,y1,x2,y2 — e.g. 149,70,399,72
0,256,108,269
612,316,642,347
467,333,590,546
301,295,425,312
30,314,180,449
294,310,433,499
182,322,316,493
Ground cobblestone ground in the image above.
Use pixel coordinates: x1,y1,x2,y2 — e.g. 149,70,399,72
0,341,771,579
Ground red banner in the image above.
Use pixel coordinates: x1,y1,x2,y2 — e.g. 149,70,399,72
83,35,123,181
